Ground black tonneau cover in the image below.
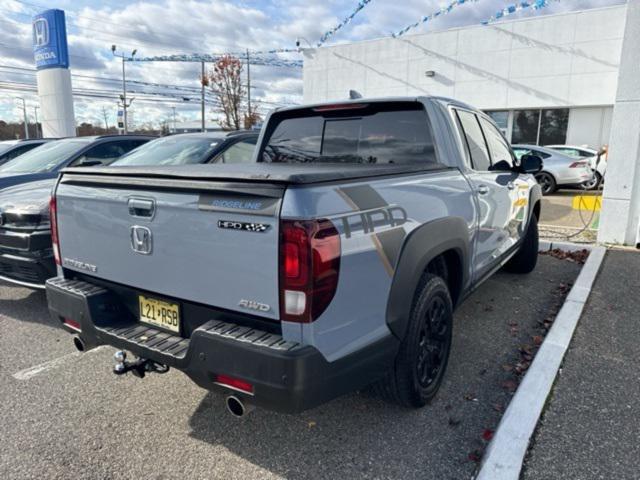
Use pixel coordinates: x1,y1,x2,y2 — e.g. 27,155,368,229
62,162,450,186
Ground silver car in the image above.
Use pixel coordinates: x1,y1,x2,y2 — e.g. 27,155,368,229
513,144,593,195
545,144,607,190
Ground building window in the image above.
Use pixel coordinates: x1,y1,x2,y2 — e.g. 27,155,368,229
485,110,509,137
511,108,569,145
539,108,569,145
512,110,540,144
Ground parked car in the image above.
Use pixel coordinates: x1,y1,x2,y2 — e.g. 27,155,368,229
0,132,258,289
512,144,593,195
0,135,153,192
545,144,606,190
0,138,56,165
46,97,542,415
0,135,152,288
112,131,258,166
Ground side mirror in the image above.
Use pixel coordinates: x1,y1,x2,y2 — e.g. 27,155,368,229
519,154,543,174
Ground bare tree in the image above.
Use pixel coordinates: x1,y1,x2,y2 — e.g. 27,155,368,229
243,107,262,130
208,55,244,130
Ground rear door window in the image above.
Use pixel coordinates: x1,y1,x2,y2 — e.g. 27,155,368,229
478,117,514,171
261,103,438,165
455,110,491,171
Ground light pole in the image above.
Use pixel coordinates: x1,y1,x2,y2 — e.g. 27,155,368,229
33,106,40,138
15,97,29,139
111,45,137,134
201,61,206,132
171,107,177,132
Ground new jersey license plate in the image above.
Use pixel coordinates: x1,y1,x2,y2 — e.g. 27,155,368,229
138,295,180,333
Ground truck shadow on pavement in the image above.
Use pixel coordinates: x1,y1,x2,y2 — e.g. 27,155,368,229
186,256,582,480
0,283,54,328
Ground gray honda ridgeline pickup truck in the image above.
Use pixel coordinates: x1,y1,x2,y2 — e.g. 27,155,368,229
46,97,543,415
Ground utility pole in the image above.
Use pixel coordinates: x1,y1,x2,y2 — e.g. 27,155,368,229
171,107,177,132
111,45,137,134
246,49,251,124
33,106,40,138
15,97,29,139
201,61,206,132
102,107,109,130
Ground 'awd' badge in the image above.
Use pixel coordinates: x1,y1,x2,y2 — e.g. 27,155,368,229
238,299,271,312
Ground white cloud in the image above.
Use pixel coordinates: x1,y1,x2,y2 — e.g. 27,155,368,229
0,0,626,128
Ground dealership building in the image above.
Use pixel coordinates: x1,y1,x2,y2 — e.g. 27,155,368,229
303,4,626,150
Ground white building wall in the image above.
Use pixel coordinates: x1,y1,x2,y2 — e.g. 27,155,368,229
566,106,614,147
303,5,625,111
599,0,640,246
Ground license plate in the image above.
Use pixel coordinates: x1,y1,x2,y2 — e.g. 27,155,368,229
138,295,180,333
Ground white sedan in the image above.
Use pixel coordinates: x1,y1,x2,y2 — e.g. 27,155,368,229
545,144,607,190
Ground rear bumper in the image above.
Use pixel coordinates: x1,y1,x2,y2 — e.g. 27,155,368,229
0,251,55,288
46,276,399,413
556,168,593,186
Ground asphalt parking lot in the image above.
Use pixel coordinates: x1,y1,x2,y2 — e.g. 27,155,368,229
539,190,600,230
0,255,581,480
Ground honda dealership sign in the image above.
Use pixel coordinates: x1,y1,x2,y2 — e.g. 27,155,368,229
32,9,75,137
32,9,69,70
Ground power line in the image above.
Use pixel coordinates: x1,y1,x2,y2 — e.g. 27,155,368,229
0,64,295,107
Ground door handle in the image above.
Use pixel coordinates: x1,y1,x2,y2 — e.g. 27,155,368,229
128,198,155,218
507,182,516,190
476,185,490,195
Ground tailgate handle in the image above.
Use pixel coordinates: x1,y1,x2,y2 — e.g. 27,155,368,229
128,198,155,218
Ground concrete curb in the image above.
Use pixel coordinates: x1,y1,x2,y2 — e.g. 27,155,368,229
476,243,607,480
539,239,594,253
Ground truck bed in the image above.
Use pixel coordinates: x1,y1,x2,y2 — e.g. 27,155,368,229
62,162,450,186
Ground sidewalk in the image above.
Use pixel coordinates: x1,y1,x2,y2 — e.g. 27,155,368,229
523,250,640,479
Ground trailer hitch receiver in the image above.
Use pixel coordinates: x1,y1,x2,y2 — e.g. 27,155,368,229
113,350,169,378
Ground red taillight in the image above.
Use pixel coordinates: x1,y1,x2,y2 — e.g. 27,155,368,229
49,195,60,265
63,317,81,331
279,219,341,323
569,161,587,168
214,374,254,394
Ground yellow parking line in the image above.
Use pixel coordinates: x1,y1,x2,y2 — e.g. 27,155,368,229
572,195,602,212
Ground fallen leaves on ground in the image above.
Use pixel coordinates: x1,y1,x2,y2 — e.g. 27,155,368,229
541,248,590,264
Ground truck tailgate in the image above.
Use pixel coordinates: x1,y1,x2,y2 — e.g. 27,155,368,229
55,173,283,320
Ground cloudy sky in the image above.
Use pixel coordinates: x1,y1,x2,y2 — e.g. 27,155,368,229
0,0,625,130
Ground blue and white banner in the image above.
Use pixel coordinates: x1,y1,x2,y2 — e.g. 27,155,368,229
392,0,479,38
318,0,374,47
481,0,553,24
32,9,69,70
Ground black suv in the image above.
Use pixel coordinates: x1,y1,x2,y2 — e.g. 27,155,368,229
0,135,152,288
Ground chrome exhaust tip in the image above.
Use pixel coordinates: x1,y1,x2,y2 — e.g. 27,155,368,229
225,395,254,418
73,336,85,352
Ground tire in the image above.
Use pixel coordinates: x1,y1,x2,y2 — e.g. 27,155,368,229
535,172,557,195
581,171,602,191
504,213,539,274
375,274,453,407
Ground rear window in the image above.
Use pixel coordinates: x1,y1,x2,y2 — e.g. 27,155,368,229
261,102,437,165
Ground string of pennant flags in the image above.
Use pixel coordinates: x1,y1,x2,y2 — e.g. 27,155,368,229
317,0,374,47
481,0,554,24
392,0,480,38
126,53,302,68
